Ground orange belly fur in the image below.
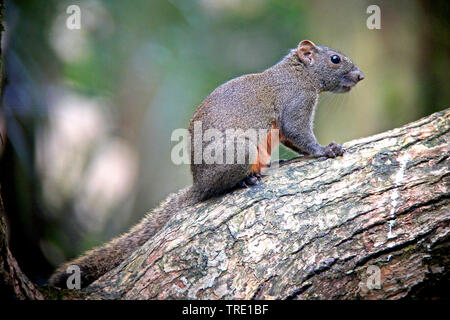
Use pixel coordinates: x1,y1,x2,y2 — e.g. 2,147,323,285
250,122,285,174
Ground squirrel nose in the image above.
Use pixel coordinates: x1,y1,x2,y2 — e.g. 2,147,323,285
348,69,364,83
356,70,365,82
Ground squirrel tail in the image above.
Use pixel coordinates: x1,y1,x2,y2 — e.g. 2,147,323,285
48,186,201,288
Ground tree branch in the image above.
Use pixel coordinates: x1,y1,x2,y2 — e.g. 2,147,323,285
82,108,449,300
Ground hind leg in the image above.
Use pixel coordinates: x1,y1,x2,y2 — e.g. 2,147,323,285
191,138,259,198
192,162,252,198
238,173,262,188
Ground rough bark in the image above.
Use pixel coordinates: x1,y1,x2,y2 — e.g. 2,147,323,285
82,108,449,300
0,190,46,299
0,108,448,299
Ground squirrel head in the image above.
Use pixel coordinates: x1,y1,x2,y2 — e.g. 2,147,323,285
296,40,364,93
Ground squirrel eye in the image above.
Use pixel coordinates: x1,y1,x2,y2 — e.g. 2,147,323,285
330,55,341,64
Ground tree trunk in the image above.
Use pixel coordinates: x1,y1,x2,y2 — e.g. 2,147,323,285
0,194,45,299
81,108,449,300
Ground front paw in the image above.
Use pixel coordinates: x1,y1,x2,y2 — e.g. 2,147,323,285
314,142,345,158
327,142,345,156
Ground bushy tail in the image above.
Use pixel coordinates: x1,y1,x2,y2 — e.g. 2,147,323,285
49,186,200,288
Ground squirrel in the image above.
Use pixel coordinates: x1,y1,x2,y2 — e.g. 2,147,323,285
49,40,364,288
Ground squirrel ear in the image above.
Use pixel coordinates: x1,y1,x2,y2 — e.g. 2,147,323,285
297,40,318,65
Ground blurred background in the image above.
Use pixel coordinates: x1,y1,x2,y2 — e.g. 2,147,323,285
0,0,448,285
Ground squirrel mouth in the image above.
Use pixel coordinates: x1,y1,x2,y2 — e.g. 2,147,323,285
340,85,352,92
333,83,354,93
333,71,364,93
333,78,357,93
